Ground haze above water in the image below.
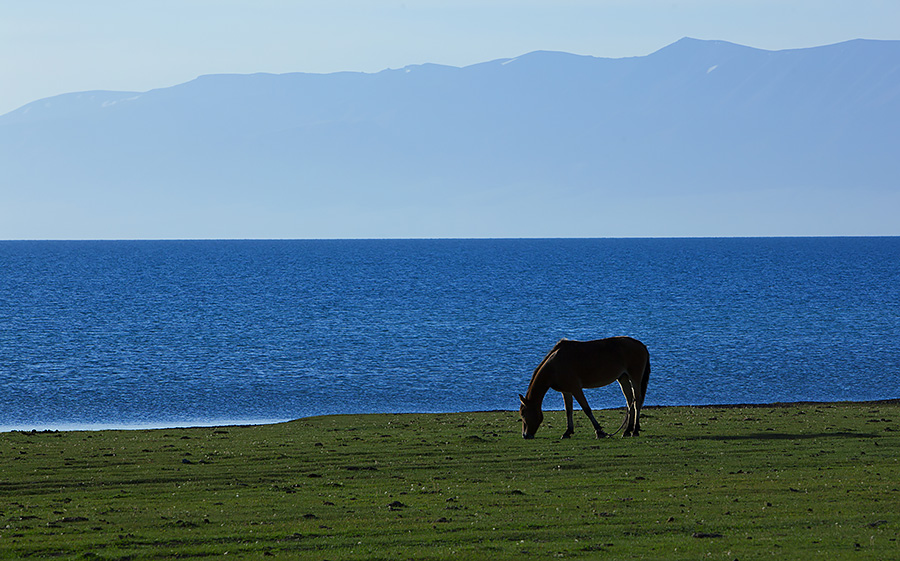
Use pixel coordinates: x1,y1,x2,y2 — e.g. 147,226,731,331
2,39,899,239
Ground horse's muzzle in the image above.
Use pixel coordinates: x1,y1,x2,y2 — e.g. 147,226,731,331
523,433,535,440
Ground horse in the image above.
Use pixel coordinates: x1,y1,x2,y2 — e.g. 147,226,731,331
518,337,650,439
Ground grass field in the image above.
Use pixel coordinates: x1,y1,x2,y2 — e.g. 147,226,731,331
1,401,898,560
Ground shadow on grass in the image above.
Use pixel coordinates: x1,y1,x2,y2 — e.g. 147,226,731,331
684,431,881,441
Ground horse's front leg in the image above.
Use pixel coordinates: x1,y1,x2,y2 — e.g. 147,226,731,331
561,392,575,439
572,388,607,438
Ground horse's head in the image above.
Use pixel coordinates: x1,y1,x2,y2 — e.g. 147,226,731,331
519,394,543,439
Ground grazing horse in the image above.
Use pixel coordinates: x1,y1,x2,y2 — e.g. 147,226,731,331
518,337,650,439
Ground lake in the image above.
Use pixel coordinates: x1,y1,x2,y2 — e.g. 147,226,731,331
1,238,898,431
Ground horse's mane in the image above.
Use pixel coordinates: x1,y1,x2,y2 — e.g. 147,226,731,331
526,339,567,394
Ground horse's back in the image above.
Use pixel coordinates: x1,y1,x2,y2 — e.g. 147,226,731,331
552,337,648,387
558,336,648,359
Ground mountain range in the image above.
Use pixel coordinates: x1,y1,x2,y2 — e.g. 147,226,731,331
2,37,898,238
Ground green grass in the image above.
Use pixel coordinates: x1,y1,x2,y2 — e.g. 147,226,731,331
1,401,898,560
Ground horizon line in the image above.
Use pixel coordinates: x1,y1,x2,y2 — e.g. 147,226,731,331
1,235,898,243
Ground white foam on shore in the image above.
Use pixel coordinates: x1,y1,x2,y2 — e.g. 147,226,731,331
0,418,291,433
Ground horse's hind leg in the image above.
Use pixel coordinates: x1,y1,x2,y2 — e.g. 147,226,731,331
562,392,575,439
632,363,648,436
617,376,637,437
571,388,607,438
632,358,650,436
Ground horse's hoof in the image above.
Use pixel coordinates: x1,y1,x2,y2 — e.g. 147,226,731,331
561,432,573,439
595,431,608,439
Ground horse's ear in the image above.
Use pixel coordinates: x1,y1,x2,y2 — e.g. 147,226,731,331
519,394,528,406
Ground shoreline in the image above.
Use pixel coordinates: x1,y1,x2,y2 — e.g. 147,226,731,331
3,397,898,434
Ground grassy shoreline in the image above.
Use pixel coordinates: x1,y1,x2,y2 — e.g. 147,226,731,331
2,401,898,559
7,398,899,435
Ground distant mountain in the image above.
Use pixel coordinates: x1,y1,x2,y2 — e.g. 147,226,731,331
2,38,898,238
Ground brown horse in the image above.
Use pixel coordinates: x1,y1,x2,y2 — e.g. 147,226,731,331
518,337,650,439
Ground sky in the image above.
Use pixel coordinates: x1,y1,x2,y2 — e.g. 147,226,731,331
3,0,900,116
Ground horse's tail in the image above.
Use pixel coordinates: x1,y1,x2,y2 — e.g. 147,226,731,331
641,357,651,401
609,412,629,436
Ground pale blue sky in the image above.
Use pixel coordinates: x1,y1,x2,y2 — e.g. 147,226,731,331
2,0,899,116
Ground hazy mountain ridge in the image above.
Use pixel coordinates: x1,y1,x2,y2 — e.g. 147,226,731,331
2,38,898,238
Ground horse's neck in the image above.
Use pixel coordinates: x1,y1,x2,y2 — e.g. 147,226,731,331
526,345,561,406
525,369,552,405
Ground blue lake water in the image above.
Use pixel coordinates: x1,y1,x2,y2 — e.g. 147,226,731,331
1,238,898,431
